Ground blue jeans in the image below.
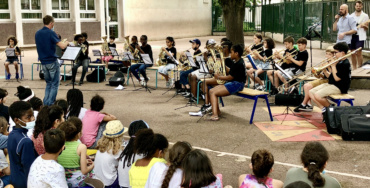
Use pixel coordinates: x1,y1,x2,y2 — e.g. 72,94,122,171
130,64,152,81
72,59,89,82
179,69,194,85
42,60,60,106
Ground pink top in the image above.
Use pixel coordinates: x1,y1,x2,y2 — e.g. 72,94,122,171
32,127,55,155
240,174,273,188
80,110,105,147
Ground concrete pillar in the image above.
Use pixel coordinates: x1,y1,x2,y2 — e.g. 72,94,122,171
73,0,81,34
44,0,52,16
97,0,106,38
14,0,24,46
118,0,124,39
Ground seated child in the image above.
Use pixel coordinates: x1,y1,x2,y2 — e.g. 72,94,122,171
28,129,68,187
66,88,87,120
4,36,21,80
0,88,9,123
0,117,10,187
81,94,116,149
239,149,283,188
8,101,37,188
158,37,177,88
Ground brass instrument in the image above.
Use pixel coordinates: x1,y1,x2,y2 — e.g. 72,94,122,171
275,49,298,66
206,43,217,72
81,43,87,54
123,36,130,52
248,46,264,58
101,36,110,56
264,49,285,62
156,48,167,66
215,45,227,84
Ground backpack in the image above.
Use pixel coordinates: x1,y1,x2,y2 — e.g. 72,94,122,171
86,69,105,82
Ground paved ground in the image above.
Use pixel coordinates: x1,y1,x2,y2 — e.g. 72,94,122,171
1,36,370,187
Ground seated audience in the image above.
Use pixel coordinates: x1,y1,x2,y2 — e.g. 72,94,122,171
66,89,86,120
54,99,68,119
81,94,116,149
28,129,68,187
239,149,283,188
0,117,10,187
285,181,311,188
0,89,9,123
284,142,341,188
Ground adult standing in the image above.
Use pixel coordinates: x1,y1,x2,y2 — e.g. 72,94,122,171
333,4,357,47
35,15,68,106
350,0,369,69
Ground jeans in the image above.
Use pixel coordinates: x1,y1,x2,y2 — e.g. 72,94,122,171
179,69,194,85
72,59,89,83
130,64,152,81
88,121,107,149
42,60,60,106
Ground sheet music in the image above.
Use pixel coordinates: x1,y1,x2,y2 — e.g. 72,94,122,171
141,54,153,65
92,49,102,56
109,47,119,56
246,54,258,70
61,47,81,61
167,50,179,65
123,52,134,60
185,52,197,68
196,56,209,74
275,64,293,80
5,48,15,57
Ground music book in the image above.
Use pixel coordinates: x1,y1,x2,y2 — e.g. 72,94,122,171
109,47,119,56
275,64,293,80
140,54,153,65
167,51,179,65
196,56,209,74
185,52,197,68
92,49,102,56
5,48,16,57
246,54,258,70
123,52,135,60
61,47,81,61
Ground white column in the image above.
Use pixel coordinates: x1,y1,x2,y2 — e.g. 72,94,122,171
14,0,23,46
72,0,81,34
98,0,106,38
44,0,52,16
118,0,124,39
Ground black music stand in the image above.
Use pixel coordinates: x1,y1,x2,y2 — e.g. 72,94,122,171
133,54,155,93
123,52,137,89
92,49,103,63
62,47,81,89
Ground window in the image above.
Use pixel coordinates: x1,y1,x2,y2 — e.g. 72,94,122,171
21,0,42,19
80,0,96,19
0,0,10,19
52,0,70,19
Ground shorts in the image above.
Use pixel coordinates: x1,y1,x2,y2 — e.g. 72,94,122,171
5,58,19,64
255,59,270,70
191,69,212,79
309,79,328,88
309,83,341,98
350,34,365,50
102,55,113,62
224,81,244,94
158,63,176,75
280,68,302,81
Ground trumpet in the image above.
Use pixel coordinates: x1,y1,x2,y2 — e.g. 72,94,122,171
275,49,298,65
243,44,255,56
264,49,285,62
247,46,264,58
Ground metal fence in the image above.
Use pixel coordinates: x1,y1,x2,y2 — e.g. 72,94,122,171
261,0,370,50
212,0,262,33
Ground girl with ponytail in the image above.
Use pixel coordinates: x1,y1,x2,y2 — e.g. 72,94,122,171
145,141,192,188
284,142,341,188
239,149,283,188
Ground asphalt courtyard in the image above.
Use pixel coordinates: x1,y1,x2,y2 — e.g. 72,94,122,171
1,36,369,187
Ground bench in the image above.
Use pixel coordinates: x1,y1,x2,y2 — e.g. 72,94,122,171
328,94,355,106
126,65,159,88
31,62,72,81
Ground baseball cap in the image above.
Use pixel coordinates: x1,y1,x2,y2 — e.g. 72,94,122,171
207,39,216,45
189,39,201,46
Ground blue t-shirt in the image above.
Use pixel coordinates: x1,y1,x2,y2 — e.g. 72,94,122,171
35,26,61,64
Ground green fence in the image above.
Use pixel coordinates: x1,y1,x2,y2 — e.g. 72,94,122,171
262,0,370,50
212,0,262,33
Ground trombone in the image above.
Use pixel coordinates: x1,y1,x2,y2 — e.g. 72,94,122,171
264,49,285,62
274,49,298,66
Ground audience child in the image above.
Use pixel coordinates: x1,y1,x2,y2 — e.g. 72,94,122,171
8,101,37,188
285,181,311,188
4,36,21,80
284,142,341,188
118,120,149,188
158,36,177,88
28,129,68,187
0,89,9,123
129,129,169,188
15,86,34,102
181,149,223,188
32,105,64,155
145,141,192,188
57,119,96,187
66,89,86,120
0,116,10,186
29,97,43,119
0,116,9,157
81,94,116,149
239,149,283,188
94,120,125,188
55,99,68,119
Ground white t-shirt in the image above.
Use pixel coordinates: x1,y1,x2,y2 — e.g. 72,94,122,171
351,11,369,41
93,149,121,186
28,155,68,188
118,153,144,187
145,162,183,188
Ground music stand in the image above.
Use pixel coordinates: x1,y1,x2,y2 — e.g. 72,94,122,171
133,54,155,93
123,52,137,89
246,54,259,89
163,52,180,98
195,56,210,123
5,48,15,58
61,47,81,89
92,49,103,63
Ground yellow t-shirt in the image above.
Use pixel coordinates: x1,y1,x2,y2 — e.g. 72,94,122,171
129,157,167,188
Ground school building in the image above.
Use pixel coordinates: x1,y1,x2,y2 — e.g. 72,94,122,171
0,0,212,47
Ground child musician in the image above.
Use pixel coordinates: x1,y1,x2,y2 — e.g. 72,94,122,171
158,37,177,88
246,37,275,91
245,33,264,69
101,36,112,74
4,36,21,80
69,34,89,86
129,35,153,87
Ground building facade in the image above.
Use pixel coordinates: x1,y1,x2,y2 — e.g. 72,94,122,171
0,0,212,47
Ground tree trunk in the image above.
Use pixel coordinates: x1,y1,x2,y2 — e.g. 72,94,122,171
219,0,246,46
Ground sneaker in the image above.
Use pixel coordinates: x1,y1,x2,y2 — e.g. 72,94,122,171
78,81,83,86
178,89,187,95
6,73,11,80
140,80,145,86
188,96,197,103
169,78,174,87
166,81,170,88
15,73,19,80
142,81,147,87
294,104,305,112
256,85,265,91
105,69,109,75
184,92,193,99
84,177,104,188
200,104,212,113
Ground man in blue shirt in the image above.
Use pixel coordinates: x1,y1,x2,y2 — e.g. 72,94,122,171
35,15,68,106
333,4,357,45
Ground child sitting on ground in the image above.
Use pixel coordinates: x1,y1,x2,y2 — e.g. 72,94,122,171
57,118,98,187
66,89,86,120
8,101,38,188
129,129,169,188
28,129,68,187
0,89,9,123
0,117,10,187
145,141,192,188
81,94,117,149
118,120,149,188
94,120,125,187
239,149,283,188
